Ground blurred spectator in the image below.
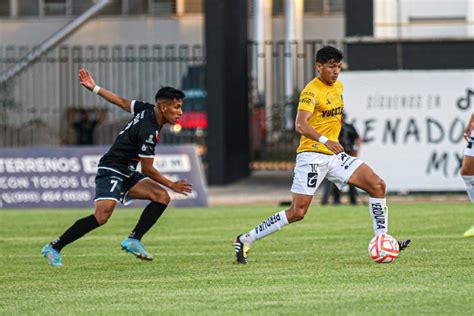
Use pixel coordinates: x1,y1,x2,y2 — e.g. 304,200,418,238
321,112,362,205
67,107,106,145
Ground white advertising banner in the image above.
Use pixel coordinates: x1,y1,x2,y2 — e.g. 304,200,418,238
339,70,473,191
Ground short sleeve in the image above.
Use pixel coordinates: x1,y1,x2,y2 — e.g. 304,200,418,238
138,129,158,159
131,100,155,115
298,89,317,113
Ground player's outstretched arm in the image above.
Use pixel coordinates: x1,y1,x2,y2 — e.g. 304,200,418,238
295,109,344,154
140,158,193,195
79,68,132,113
464,113,474,142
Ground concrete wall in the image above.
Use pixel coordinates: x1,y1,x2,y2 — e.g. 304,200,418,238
0,16,205,46
262,14,344,41
374,0,474,39
0,14,344,47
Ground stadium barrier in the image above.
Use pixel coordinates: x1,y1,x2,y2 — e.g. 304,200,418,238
0,144,208,208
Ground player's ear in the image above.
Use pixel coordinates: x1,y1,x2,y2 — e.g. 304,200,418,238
157,102,166,112
316,62,322,72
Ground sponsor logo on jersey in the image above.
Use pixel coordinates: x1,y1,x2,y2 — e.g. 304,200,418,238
301,91,315,97
300,97,312,104
145,134,155,145
322,106,343,118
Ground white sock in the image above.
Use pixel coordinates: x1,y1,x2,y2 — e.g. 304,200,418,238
462,175,474,202
369,197,388,235
240,210,289,245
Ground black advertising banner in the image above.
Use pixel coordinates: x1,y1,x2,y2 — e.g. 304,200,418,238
0,145,208,208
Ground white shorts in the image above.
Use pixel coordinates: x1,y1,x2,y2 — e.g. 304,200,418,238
465,130,474,157
290,152,364,196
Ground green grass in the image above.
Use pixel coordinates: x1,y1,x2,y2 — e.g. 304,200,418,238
1,203,473,315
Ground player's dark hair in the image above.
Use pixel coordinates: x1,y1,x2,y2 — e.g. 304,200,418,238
316,46,344,64
155,87,185,102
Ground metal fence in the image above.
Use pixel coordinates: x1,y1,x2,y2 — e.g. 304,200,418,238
0,39,342,168
0,44,205,147
248,39,344,166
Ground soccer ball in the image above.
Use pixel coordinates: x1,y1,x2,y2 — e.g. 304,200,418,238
368,233,399,263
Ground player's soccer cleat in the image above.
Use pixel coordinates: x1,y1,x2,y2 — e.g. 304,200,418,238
464,226,474,237
398,239,411,251
233,234,250,264
121,238,153,261
42,244,63,267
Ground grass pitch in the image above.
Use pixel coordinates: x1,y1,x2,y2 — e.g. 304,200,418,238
1,203,473,315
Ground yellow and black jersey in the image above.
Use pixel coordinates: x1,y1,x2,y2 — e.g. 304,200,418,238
296,77,344,155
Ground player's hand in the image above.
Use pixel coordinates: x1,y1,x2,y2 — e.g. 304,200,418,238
325,140,344,154
170,180,193,195
79,68,96,91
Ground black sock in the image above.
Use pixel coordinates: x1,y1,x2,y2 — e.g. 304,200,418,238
51,215,100,252
129,202,167,240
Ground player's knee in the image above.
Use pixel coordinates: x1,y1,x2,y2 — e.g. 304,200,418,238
95,208,113,225
150,190,170,205
372,178,386,197
288,204,308,222
460,166,473,176
96,216,108,225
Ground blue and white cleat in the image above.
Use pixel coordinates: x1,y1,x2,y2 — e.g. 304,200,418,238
121,238,153,261
42,244,63,267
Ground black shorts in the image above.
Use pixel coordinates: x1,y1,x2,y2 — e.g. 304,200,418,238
94,168,148,205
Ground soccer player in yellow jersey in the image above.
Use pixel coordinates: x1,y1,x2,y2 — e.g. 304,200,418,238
461,113,474,237
233,46,411,264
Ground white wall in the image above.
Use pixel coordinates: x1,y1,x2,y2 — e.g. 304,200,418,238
249,14,344,41
375,0,473,39
0,14,344,47
0,16,204,46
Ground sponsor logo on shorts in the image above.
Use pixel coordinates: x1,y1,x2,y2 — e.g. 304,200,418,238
344,159,357,170
339,153,357,169
307,172,318,188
